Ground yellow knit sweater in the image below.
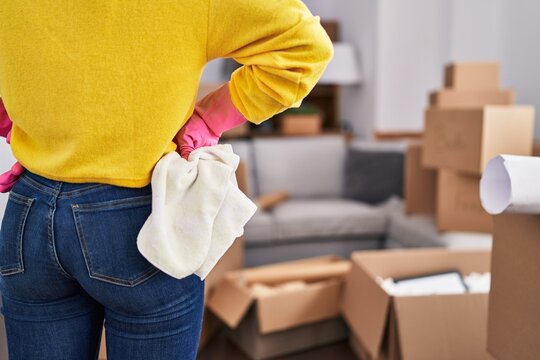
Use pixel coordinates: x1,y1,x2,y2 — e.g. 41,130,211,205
0,1,333,187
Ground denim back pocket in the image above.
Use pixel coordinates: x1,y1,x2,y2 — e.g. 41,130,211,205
71,194,160,287
0,191,35,276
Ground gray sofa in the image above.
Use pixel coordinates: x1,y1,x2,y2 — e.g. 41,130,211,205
386,210,492,250
226,134,491,267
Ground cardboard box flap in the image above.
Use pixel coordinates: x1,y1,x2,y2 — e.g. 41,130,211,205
236,260,350,286
386,305,401,360
206,278,253,328
394,293,490,360
353,248,491,278
257,279,342,334
342,253,391,359
225,255,343,279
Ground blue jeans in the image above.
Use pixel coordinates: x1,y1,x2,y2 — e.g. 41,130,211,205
0,168,205,360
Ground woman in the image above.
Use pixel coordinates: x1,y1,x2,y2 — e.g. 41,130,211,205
0,1,333,359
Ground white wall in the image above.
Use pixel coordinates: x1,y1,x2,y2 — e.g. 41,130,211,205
448,0,503,61
334,0,376,136
302,0,338,19
299,0,540,138
499,0,540,137
375,0,449,133
362,0,508,134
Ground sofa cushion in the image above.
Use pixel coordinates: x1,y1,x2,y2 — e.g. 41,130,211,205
243,208,279,243
349,139,408,152
258,198,388,243
252,135,346,198
245,238,383,267
343,148,404,204
387,209,492,249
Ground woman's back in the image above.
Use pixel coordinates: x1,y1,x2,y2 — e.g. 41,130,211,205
0,1,207,188
0,0,333,188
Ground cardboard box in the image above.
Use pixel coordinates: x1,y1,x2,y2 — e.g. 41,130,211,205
436,169,492,233
349,333,375,360
342,249,492,360
429,89,514,108
236,160,249,197
533,140,540,156
280,114,323,136
488,214,540,360
207,256,350,359
422,106,535,175
404,142,437,215
227,307,348,360
199,309,223,350
222,122,250,138
444,63,500,90
98,327,106,360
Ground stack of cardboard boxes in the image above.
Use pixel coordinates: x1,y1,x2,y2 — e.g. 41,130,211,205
339,62,536,360
406,62,535,233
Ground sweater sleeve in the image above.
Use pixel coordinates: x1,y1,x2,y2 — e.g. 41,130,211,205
206,0,334,125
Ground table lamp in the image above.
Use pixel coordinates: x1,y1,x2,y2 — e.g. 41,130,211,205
319,42,362,85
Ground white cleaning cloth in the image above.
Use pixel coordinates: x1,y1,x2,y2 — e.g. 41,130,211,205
136,144,258,280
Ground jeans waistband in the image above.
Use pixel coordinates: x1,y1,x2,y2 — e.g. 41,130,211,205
19,169,113,194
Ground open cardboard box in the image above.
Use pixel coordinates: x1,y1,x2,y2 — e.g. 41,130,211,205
206,255,350,359
341,248,492,360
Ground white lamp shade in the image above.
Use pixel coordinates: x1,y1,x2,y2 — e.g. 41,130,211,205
319,42,361,85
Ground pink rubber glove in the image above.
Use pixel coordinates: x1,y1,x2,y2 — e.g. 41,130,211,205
0,98,25,193
0,98,13,140
174,82,247,160
0,162,25,193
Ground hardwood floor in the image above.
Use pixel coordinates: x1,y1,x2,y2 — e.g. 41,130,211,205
197,328,358,360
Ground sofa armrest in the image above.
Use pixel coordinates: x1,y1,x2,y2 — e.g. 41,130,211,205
255,190,289,211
